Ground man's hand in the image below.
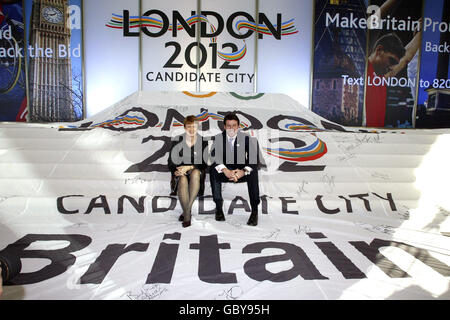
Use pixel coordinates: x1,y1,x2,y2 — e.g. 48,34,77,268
232,169,245,182
223,168,245,182
222,168,236,181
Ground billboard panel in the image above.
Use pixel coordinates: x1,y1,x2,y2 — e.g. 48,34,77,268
365,0,423,128
416,0,450,128
0,0,27,121
311,0,367,126
25,0,85,122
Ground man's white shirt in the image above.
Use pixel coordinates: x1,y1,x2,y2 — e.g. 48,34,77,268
215,134,253,174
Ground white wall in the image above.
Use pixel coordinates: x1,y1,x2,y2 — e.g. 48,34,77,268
84,0,140,117
258,0,313,108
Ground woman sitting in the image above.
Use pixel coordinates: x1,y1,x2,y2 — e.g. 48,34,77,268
168,115,208,227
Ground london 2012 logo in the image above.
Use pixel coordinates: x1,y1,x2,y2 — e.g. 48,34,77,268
105,9,299,74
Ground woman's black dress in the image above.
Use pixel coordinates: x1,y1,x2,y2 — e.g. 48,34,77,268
167,134,208,195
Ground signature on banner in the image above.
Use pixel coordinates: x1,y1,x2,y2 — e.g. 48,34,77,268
126,284,168,300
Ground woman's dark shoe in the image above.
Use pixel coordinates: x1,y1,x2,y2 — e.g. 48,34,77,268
182,220,191,228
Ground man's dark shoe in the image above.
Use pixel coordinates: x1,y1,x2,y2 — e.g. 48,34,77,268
247,211,258,226
215,208,225,221
178,214,184,222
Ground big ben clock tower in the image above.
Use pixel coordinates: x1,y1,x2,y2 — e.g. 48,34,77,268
29,0,74,122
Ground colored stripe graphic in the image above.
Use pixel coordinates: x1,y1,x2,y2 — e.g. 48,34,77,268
182,91,217,98
264,136,328,162
106,14,299,62
230,92,265,100
284,123,325,132
90,115,146,128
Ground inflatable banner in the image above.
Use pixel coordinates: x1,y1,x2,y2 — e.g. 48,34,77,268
0,91,449,300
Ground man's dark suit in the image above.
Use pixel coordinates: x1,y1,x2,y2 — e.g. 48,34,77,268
209,130,262,215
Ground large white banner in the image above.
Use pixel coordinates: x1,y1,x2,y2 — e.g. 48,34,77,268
0,91,449,300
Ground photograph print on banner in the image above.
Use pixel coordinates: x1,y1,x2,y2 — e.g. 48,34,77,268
25,0,84,122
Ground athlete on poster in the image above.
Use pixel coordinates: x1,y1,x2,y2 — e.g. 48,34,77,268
365,0,423,128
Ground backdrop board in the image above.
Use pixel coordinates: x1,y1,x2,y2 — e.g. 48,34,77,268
0,0,27,122
257,0,312,108
416,0,450,128
25,0,84,122
311,0,367,127
86,0,139,118
198,0,256,93
141,0,198,92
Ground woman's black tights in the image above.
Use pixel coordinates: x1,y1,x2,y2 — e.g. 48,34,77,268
177,169,201,222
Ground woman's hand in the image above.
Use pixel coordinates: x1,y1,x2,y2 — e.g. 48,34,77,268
175,165,193,176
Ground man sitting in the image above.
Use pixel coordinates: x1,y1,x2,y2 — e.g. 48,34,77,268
209,113,262,226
